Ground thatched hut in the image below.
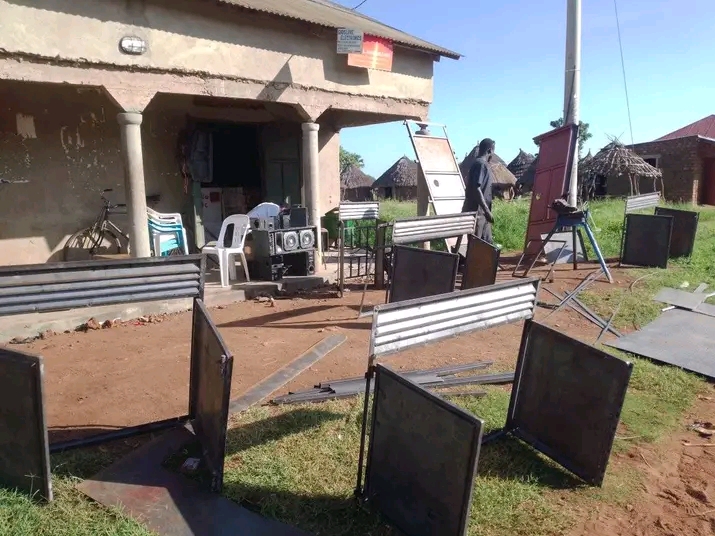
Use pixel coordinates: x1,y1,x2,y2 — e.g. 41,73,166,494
582,141,663,196
340,165,375,202
507,149,536,181
459,144,518,200
372,156,418,200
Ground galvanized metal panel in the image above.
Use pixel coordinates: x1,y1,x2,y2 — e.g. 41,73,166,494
338,202,380,222
189,299,234,493
431,198,465,216
624,192,661,214
461,235,500,290
0,348,52,501
508,321,632,486
621,214,673,268
607,308,715,379
423,172,465,199
524,125,578,256
389,245,459,303
0,255,204,316
364,365,482,536
654,207,699,258
411,136,460,174
392,213,477,245
372,278,539,359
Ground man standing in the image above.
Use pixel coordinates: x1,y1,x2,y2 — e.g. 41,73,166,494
462,138,496,244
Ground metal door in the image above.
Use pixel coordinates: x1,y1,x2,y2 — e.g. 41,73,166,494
523,124,578,256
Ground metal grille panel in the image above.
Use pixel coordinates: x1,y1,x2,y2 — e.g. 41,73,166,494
372,278,539,359
624,192,661,213
0,349,52,501
338,202,380,222
0,255,205,316
364,365,482,536
189,298,234,493
391,213,477,245
508,321,632,486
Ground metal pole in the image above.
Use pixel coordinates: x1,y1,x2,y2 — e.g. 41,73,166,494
564,0,582,207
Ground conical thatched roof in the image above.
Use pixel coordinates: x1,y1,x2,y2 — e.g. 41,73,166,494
459,145,516,186
373,156,418,188
517,155,539,192
581,149,593,164
340,165,374,189
507,149,536,180
582,141,662,179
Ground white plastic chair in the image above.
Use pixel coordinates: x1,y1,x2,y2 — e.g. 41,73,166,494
247,202,281,219
202,214,251,287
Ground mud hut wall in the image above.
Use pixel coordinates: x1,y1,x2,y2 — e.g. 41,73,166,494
631,137,701,204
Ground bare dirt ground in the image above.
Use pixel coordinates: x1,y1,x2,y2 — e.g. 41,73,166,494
5,260,711,534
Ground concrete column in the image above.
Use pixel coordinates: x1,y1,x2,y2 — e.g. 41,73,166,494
302,122,323,268
117,112,151,258
417,167,431,249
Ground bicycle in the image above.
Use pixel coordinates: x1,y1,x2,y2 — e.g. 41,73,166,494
62,189,129,261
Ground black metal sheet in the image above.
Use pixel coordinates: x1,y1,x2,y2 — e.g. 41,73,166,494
606,308,715,379
78,426,309,536
189,298,234,493
389,245,459,303
654,207,699,258
364,365,483,536
461,235,500,290
507,321,632,486
0,349,52,501
621,214,673,268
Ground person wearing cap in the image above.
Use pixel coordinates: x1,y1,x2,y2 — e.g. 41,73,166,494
462,138,496,244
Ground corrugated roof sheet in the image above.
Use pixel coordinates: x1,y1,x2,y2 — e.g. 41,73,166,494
656,114,715,141
216,0,461,59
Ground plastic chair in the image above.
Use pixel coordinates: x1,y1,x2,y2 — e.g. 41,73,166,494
247,202,281,219
202,214,250,287
147,208,189,256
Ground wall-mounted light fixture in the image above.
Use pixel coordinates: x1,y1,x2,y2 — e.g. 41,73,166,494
119,36,147,55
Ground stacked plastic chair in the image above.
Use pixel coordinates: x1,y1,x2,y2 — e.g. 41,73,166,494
146,207,189,256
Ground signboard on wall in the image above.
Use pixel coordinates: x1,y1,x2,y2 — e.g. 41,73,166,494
337,28,364,54
347,35,394,72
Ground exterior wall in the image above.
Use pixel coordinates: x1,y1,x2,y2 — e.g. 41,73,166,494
630,137,701,204
0,80,188,265
318,127,340,216
0,0,434,112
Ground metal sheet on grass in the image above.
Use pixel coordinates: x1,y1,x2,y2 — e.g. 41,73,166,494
508,321,632,486
189,298,233,493
0,349,52,501
364,365,483,536
654,207,699,258
389,245,459,303
540,231,587,264
606,308,715,379
461,235,500,289
621,214,673,268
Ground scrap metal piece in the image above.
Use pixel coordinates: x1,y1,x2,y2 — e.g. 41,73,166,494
0,349,52,501
363,365,483,536
494,321,633,486
621,214,673,268
461,235,500,290
389,245,459,303
653,288,707,310
606,308,715,379
654,207,699,258
229,334,347,414
78,426,309,536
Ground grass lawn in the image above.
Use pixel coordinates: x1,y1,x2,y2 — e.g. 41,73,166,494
1,198,713,535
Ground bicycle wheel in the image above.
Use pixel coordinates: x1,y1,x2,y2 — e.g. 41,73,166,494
63,227,122,261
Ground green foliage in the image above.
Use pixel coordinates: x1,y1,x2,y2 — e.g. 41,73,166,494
339,147,364,174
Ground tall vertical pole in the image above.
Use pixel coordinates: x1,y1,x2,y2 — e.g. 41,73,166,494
564,0,581,207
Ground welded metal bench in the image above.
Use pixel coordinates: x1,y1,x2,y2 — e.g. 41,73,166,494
338,201,380,297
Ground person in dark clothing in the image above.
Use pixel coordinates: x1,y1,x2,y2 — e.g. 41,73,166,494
462,138,496,244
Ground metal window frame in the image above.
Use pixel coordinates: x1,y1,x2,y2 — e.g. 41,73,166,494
337,201,380,298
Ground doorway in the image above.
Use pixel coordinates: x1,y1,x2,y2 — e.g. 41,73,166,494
702,158,715,206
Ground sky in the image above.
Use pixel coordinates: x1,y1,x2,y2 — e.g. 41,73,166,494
335,0,715,178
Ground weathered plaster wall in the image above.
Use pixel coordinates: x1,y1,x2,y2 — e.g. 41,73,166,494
318,126,340,214
0,0,434,109
0,81,187,264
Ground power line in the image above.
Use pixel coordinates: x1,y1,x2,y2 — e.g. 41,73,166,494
352,0,368,9
613,0,635,145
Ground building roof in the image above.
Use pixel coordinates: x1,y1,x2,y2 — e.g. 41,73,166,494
655,114,715,141
341,165,375,188
373,156,418,188
459,145,516,186
216,0,461,59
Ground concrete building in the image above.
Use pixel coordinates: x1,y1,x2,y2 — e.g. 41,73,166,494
0,0,459,265
630,115,715,205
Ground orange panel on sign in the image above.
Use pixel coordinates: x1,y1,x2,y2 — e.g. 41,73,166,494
347,35,393,72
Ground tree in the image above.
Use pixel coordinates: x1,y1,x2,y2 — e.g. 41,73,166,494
340,147,364,174
550,118,592,156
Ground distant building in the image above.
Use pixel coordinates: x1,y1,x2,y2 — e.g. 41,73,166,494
459,145,517,199
340,165,375,202
630,115,715,205
372,157,419,200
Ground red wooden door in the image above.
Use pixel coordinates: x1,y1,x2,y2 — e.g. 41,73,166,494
704,159,715,206
523,124,578,256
